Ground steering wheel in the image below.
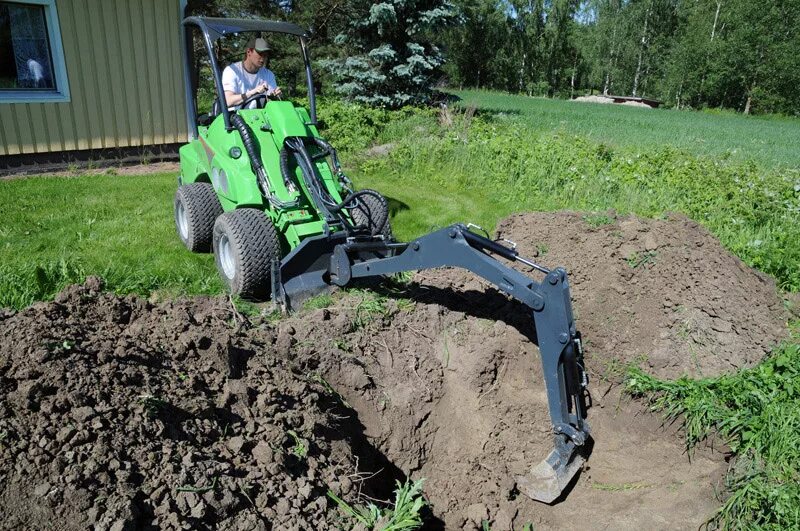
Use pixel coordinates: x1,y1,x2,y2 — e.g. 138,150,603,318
239,92,269,109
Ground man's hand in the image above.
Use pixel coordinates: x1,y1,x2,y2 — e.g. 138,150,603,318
268,86,283,98
254,82,269,95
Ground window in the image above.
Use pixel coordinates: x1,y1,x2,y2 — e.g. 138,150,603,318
0,0,68,102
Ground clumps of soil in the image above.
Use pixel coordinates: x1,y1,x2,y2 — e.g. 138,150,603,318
283,211,789,528
0,279,374,530
0,211,790,530
495,211,789,379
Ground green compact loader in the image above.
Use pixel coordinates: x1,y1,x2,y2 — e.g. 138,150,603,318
177,17,591,504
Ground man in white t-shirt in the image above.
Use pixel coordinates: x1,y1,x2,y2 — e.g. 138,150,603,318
222,37,282,110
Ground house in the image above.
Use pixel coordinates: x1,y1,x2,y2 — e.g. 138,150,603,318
0,0,188,170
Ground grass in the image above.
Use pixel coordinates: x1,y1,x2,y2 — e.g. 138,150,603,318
0,173,222,308
355,106,800,291
626,330,800,529
327,478,427,531
451,89,800,170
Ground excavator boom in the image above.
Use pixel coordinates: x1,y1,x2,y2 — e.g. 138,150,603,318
273,223,591,503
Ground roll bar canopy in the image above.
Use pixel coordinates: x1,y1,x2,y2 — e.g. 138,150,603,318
181,16,316,138
184,17,310,41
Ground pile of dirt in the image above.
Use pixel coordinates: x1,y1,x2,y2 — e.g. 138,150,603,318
0,211,790,530
0,279,377,530
280,211,788,528
573,95,614,104
621,100,653,108
495,212,789,379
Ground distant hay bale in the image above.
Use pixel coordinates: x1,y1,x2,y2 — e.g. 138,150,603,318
573,95,614,104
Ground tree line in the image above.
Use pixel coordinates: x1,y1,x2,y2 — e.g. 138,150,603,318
189,0,800,115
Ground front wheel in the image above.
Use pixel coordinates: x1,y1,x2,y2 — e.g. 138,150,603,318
212,209,281,300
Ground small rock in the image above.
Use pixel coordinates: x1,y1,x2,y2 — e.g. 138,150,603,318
86,506,101,524
643,233,659,251
190,500,206,519
56,426,77,444
464,503,488,526
72,406,95,422
252,441,274,465
227,436,246,454
276,498,291,516
34,482,52,497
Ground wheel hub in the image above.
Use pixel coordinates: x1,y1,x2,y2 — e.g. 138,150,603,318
219,234,236,280
176,203,189,239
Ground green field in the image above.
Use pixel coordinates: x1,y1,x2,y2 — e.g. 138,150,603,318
0,174,222,309
1,94,798,306
452,90,800,170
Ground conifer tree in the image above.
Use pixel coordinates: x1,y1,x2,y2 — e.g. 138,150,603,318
320,0,459,107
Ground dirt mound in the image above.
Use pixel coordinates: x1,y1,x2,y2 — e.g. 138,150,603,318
495,211,788,379
0,211,790,530
281,212,788,528
573,95,614,104
0,279,377,530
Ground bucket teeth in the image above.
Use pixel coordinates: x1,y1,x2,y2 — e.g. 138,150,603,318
516,449,585,504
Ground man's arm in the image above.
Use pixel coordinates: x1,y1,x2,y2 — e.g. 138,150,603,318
222,64,252,108
225,90,249,107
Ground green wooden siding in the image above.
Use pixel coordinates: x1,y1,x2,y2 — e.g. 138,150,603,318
0,0,187,156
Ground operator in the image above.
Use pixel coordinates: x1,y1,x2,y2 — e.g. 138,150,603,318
222,36,282,110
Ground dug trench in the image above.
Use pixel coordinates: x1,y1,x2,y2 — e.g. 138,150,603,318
0,212,790,530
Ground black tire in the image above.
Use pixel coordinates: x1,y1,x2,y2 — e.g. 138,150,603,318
174,183,223,252
349,190,393,239
212,209,281,300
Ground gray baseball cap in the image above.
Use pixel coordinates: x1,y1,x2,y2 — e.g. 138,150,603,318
245,37,271,52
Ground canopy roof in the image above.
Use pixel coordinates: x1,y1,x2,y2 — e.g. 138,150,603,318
182,16,309,41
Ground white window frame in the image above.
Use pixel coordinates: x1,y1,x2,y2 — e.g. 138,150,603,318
0,0,70,103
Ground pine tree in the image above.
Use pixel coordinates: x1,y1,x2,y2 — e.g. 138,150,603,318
320,0,459,107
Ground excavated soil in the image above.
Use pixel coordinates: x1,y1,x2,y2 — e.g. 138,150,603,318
0,212,790,530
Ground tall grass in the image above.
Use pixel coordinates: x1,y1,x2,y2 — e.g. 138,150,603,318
358,113,800,291
627,331,800,529
0,173,222,308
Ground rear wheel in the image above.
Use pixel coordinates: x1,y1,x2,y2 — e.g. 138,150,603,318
212,209,281,300
349,190,393,239
174,183,223,252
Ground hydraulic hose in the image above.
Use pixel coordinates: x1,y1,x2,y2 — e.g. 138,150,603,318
232,114,297,209
287,137,338,222
230,114,264,177
283,137,388,234
312,137,352,189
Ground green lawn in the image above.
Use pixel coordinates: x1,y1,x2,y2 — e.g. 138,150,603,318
0,173,222,308
452,90,800,170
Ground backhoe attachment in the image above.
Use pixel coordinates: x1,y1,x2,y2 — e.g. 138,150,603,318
273,224,591,503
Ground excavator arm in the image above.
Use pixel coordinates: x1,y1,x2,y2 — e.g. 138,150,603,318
273,223,591,503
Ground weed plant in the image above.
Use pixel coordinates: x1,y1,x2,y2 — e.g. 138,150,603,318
328,478,426,530
626,330,800,529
